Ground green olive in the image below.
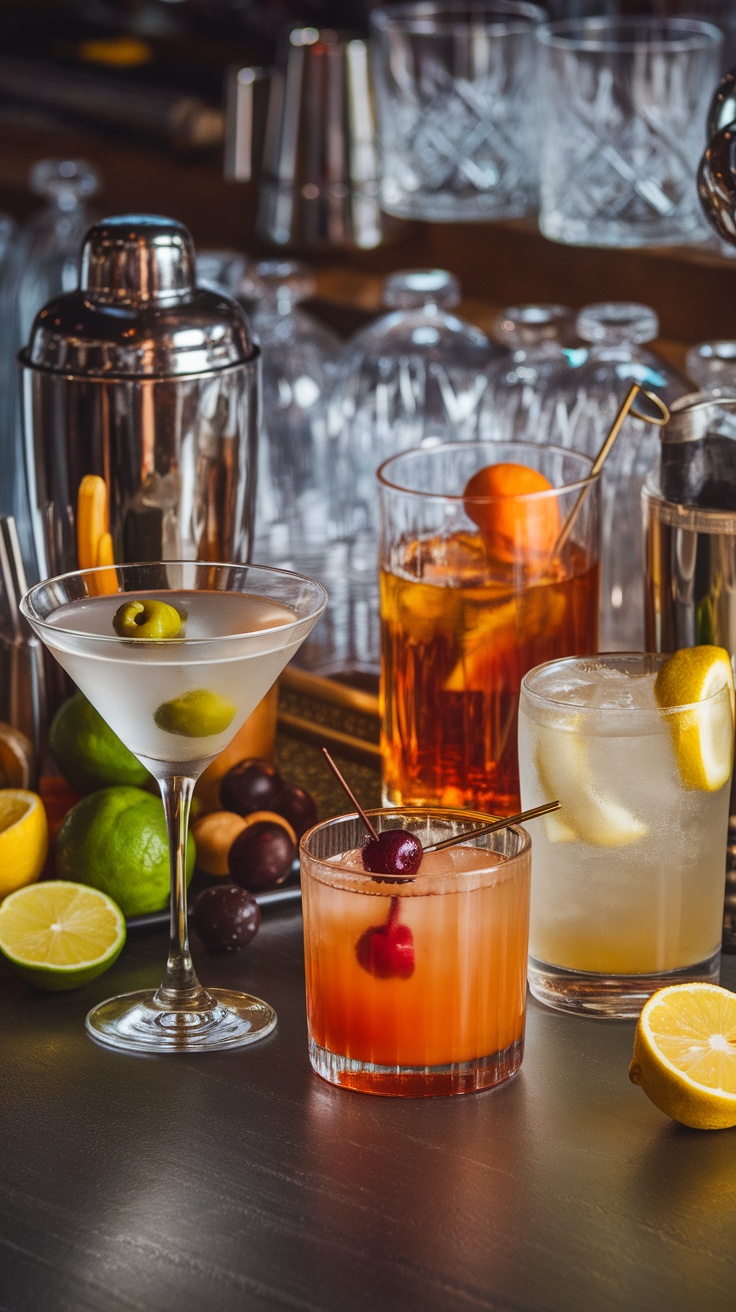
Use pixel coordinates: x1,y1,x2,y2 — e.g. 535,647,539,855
154,689,236,738
113,599,183,640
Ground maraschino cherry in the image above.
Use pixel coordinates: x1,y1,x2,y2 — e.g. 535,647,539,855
356,898,415,979
321,748,421,980
361,829,422,877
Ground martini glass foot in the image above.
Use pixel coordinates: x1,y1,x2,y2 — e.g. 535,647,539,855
85,987,277,1054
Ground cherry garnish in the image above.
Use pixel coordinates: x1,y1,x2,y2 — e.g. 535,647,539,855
356,897,415,980
319,749,421,981
361,828,423,877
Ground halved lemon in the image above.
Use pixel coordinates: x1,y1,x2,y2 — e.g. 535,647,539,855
654,647,734,792
629,983,736,1130
0,789,48,900
534,724,647,847
0,880,126,990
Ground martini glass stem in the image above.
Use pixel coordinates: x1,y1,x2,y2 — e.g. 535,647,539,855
153,773,213,1009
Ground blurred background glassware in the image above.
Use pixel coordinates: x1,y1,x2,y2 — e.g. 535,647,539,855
537,17,722,247
196,248,249,297
370,0,545,221
477,303,582,441
536,301,690,649
642,393,736,949
0,212,20,547
229,26,387,251
320,268,496,679
686,340,736,396
20,214,260,581
15,160,101,355
1,160,101,579
239,258,340,580
542,0,736,73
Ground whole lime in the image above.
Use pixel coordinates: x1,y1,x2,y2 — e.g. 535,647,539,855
49,692,151,795
54,786,195,918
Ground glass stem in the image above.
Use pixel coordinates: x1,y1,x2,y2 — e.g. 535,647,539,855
154,774,212,1010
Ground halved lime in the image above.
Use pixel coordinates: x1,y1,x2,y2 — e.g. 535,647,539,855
654,646,735,792
0,880,126,991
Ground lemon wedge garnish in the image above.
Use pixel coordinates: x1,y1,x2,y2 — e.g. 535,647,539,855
629,983,736,1130
654,647,735,792
534,724,647,847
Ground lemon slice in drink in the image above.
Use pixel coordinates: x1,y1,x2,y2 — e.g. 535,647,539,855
0,880,126,990
629,983,736,1130
654,646,735,792
534,724,647,847
0,789,48,900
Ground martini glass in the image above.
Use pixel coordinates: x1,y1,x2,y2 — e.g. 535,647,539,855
21,561,327,1055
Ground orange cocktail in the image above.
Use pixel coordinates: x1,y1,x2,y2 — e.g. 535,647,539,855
378,442,600,816
301,809,531,1097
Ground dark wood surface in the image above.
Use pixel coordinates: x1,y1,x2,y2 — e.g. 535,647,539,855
1,904,735,1312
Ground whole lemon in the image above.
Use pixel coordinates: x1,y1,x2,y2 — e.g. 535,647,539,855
50,692,151,795
54,786,195,918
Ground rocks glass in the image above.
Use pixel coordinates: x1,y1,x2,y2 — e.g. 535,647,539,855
300,807,531,1095
537,17,722,247
370,1,544,221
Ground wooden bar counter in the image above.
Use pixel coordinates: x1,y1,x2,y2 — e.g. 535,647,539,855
1,905,735,1312
2,114,736,1312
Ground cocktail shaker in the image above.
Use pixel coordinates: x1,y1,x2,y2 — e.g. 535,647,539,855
226,26,387,251
20,214,260,580
644,394,736,948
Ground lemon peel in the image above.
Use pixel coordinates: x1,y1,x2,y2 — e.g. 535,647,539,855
534,724,647,848
629,983,736,1130
654,647,734,792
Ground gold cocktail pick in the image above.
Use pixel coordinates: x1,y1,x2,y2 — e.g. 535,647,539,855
422,801,560,852
552,382,670,559
322,746,560,853
321,747,380,840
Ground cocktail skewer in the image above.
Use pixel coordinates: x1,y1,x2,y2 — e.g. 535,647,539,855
423,801,561,851
321,747,380,840
552,382,670,559
321,745,560,853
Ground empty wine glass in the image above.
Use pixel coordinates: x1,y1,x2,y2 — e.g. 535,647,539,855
322,269,496,678
0,211,19,532
542,301,690,649
242,261,340,570
686,340,736,396
8,159,101,577
477,303,581,441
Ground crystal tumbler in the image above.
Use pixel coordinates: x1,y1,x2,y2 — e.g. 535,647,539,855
538,17,722,247
370,1,544,222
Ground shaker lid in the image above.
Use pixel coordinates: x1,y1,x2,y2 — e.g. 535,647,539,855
21,214,256,377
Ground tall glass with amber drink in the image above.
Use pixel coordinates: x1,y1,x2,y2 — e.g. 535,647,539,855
378,442,600,815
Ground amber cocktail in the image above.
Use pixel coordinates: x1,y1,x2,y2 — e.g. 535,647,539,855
379,442,600,816
301,808,531,1097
